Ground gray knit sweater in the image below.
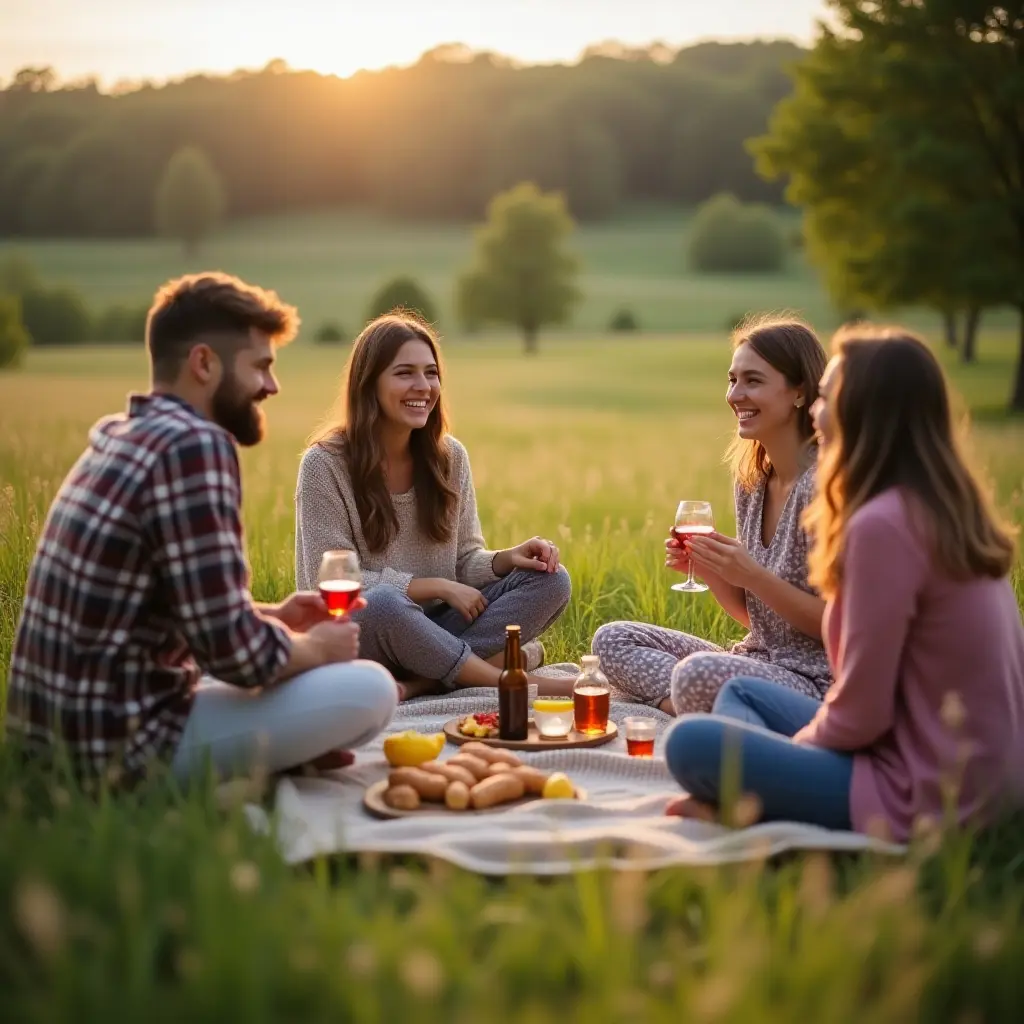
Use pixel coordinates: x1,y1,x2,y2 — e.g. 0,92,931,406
294,435,500,596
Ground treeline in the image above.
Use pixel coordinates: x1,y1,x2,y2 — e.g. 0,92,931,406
0,41,803,237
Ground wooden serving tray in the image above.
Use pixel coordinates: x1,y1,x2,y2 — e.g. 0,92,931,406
442,717,617,751
363,779,588,820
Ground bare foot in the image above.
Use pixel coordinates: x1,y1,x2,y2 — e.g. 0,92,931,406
665,794,719,822
657,696,676,716
397,677,443,702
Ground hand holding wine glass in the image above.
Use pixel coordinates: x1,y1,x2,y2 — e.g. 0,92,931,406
318,550,362,617
670,501,715,593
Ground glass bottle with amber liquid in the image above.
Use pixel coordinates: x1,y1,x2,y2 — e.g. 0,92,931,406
498,624,529,741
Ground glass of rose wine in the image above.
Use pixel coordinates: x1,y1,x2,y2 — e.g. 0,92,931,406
671,500,715,593
318,549,362,617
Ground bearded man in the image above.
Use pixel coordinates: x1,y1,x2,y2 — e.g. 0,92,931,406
6,272,397,785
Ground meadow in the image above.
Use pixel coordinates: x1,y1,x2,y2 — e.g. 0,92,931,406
7,203,1020,338
2,328,1023,1021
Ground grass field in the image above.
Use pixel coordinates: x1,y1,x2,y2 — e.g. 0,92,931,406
4,204,1020,339
2,330,1024,1020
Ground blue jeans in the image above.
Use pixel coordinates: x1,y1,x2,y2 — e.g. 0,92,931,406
664,677,854,830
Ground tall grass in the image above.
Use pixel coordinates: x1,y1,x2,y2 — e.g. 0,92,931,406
2,334,1023,1020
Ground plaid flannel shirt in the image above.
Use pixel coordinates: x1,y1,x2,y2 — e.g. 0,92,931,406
5,393,291,781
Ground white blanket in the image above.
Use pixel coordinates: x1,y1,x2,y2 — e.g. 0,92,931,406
246,691,905,873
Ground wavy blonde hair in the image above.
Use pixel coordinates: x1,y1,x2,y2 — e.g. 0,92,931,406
805,324,1016,600
724,315,827,491
309,314,458,553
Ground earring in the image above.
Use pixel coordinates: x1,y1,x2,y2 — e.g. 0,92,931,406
794,399,805,409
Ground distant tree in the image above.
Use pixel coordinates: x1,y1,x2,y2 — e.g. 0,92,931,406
93,302,149,343
366,276,439,326
0,295,31,370
687,193,786,273
20,286,92,345
456,182,580,354
566,124,623,220
608,308,639,332
8,66,57,93
0,148,61,234
752,0,1024,408
154,145,226,255
0,254,41,296
314,321,346,344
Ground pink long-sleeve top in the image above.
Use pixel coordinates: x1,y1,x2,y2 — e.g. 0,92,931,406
794,488,1024,842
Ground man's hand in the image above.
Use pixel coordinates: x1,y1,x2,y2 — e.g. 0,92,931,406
494,537,561,576
270,592,367,633
307,617,362,663
266,591,330,632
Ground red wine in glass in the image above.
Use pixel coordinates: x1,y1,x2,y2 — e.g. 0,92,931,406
317,549,362,617
319,578,361,617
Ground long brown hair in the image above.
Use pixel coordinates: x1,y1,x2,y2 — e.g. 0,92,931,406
805,324,1016,599
310,314,458,552
724,315,827,490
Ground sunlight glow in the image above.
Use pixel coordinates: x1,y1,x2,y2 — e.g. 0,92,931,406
0,0,825,86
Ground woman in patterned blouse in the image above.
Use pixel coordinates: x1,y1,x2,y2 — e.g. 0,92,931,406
592,316,832,715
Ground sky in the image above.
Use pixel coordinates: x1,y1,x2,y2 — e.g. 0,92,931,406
0,0,828,88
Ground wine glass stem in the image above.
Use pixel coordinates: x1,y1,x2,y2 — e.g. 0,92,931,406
687,563,696,587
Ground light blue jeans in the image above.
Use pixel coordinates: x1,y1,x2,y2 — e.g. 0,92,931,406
171,660,398,783
664,676,854,830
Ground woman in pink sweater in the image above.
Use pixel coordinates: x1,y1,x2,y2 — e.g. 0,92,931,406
664,325,1024,841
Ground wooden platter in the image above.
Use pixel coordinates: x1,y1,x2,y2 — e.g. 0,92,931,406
363,778,589,820
443,717,617,751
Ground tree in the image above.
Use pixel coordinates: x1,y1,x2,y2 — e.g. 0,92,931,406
687,193,786,273
366,276,439,325
154,145,226,255
0,295,30,370
455,183,581,354
752,1,1024,409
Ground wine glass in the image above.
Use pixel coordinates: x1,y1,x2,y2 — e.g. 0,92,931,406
317,549,362,617
670,501,715,593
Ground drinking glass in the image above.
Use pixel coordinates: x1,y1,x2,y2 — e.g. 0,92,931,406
317,550,362,617
670,500,715,593
623,717,657,757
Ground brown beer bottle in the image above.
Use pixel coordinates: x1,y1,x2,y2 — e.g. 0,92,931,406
498,624,529,741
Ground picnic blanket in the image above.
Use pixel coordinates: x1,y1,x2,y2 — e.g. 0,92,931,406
246,691,905,874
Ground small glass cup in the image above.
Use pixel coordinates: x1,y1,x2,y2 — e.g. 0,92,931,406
623,717,657,758
532,696,575,738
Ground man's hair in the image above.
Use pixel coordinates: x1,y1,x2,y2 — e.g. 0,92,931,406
146,272,300,382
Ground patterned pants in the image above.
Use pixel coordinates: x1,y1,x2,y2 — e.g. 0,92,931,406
591,620,825,714
355,567,571,688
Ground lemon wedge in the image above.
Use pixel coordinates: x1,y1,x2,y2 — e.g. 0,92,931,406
383,731,445,767
542,772,575,800
533,698,574,713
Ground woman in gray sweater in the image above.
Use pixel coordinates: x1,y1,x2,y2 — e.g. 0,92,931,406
295,314,571,699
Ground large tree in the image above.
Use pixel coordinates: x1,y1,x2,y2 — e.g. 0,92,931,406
752,1,1024,408
154,145,226,256
455,183,580,354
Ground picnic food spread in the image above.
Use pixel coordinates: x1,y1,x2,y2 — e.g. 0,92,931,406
380,741,578,812
456,712,500,739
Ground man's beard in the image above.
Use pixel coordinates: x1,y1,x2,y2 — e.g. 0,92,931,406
211,372,267,446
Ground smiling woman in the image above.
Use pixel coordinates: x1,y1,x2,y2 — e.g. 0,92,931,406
294,313,572,700
591,315,832,716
